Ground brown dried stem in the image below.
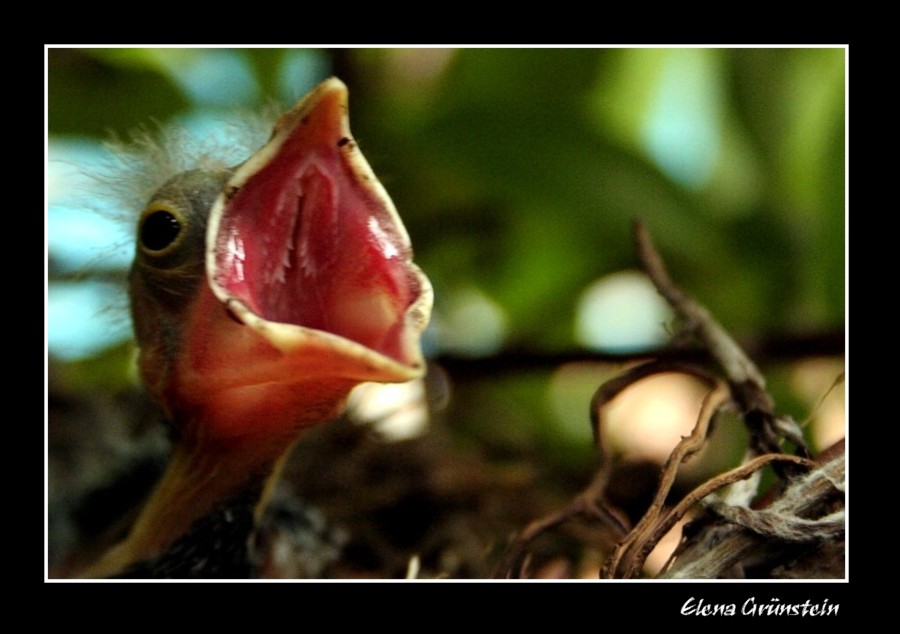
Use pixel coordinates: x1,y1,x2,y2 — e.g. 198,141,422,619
634,220,808,461
636,452,816,578
492,359,720,578
492,486,628,579
494,222,836,579
661,452,843,579
600,382,731,578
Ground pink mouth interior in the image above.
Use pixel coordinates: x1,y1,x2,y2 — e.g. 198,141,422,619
212,134,418,364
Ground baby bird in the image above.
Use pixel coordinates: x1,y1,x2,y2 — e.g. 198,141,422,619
83,78,432,578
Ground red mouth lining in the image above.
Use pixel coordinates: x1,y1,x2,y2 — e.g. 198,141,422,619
213,151,416,360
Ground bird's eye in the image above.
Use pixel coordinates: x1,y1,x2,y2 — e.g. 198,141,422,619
139,207,183,252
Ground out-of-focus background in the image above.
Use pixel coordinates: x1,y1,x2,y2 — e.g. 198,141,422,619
46,47,846,579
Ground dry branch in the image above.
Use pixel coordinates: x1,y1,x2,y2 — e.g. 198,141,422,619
662,453,844,579
493,221,844,579
495,223,844,578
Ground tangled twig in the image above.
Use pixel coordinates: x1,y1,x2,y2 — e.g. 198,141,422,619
662,452,844,578
600,382,730,578
634,221,808,461
493,221,842,579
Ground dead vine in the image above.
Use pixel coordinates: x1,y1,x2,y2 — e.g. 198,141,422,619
493,221,844,579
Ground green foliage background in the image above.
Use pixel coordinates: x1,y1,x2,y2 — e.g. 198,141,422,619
47,47,846,466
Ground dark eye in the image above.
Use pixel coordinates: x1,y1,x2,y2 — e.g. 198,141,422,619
140,209,182,251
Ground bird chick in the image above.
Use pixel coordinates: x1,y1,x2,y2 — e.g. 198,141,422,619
84,77,432,578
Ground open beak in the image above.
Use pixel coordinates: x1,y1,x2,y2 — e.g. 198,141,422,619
206,78,431,383
147,78,433,441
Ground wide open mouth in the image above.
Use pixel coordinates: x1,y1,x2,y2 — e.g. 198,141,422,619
206,78,431,378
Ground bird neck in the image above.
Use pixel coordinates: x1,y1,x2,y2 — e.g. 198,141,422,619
84,380,355,578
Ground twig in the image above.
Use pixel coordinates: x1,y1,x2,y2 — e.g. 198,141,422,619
493,359,718,578
494,223,838,579
635,222,766,388
600,382,731,578
491,478,629,578
589,359,718,455
662,453,843,579
634,220,808,461
636,452,816,578
705,501,844,541
432,330,844,379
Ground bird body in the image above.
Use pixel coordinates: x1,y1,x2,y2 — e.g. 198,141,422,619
84,78,432,578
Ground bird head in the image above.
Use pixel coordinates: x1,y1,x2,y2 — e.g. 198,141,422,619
130,78,431,446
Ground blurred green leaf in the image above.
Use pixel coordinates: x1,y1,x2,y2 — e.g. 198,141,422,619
48,48,190,136
47,46,846,464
